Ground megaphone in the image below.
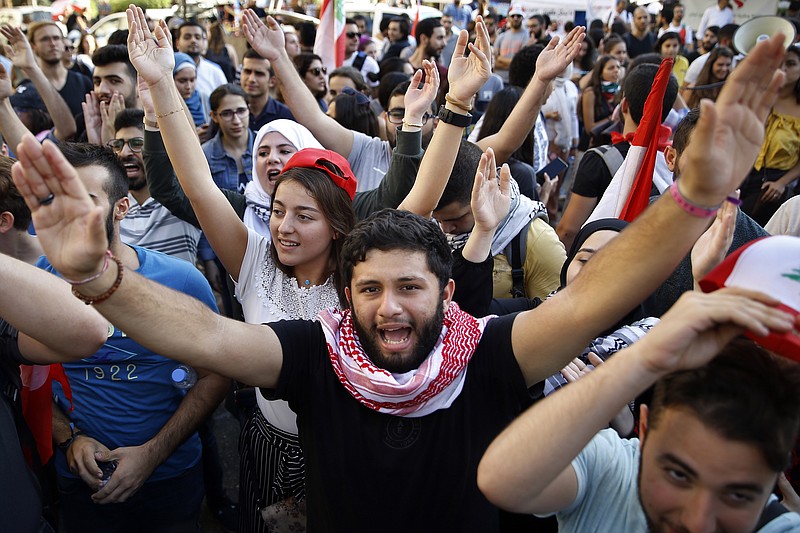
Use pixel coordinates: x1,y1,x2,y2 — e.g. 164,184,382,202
732,16,797,55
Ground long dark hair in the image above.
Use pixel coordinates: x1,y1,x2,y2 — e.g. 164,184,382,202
687,46,733,108
787,45,800,104
476,86,533,166
269,166,356,304
589,54,619,103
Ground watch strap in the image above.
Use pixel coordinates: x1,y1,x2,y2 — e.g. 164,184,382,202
437,106,472,128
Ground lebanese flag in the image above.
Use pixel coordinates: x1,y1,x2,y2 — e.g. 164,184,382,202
20,363,73,465
314,0,346,73
586,57,675,224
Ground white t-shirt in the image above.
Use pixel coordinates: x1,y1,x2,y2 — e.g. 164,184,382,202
235,227,340,433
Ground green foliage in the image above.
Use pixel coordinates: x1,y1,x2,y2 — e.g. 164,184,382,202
109,0,171,13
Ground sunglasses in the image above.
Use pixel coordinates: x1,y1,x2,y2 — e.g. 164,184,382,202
307,66,328,77
107,137,144,153
215,107,249,121
346,31,361,39
386,108,435,125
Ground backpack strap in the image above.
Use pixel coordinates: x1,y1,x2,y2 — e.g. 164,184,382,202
503,206,549,298
585,144,625,178
352,52,367,72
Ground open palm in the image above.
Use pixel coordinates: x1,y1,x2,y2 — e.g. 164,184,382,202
126,6,174,86
241,10,285,62
11,136,108,279
448,17,491,102
536,26,585,82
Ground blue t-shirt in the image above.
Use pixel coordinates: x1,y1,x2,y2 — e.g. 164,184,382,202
40,246,218,482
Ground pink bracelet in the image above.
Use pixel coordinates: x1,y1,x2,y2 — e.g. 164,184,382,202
669,183,721,218
63,250,112,286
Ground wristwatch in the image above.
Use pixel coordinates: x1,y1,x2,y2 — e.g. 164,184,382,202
437,106,472,128
57,424,85,453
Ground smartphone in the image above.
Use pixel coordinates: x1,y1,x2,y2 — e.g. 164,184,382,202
97,460,118,488
536,157,568,183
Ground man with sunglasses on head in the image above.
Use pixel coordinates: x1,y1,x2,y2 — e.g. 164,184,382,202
342,18,380,88
494,4,529,81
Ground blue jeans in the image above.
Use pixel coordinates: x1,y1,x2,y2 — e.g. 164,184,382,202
57,461,203,533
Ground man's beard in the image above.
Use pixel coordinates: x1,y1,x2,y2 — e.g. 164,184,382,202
425,44,440,60
120,156,147,191
352,299,445,374
105,204,116,245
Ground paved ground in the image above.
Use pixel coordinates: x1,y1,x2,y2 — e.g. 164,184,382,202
200,404,242,532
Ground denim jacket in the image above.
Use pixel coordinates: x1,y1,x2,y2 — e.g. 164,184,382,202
201,129,254,193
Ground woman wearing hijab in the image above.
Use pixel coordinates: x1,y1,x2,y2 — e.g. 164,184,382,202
172,52,210,136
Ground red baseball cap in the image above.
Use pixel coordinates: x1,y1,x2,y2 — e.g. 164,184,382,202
699,236,800,361
280,148,357,201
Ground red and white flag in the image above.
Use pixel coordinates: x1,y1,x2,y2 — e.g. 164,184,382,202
314,0,346,73
587,57,675,224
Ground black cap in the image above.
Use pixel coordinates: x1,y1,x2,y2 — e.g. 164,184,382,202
10,81,47,112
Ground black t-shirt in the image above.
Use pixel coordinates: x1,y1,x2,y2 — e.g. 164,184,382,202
264,313,532,532
624,32,657,59
58,70,93,118
0,319,43,532
571,142,630,198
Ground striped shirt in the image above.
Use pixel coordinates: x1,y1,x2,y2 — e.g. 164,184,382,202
120,194,201,264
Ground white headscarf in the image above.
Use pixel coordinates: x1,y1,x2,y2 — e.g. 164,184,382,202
243,120,324,238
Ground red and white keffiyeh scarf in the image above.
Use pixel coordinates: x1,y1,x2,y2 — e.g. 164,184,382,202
318,302,493,417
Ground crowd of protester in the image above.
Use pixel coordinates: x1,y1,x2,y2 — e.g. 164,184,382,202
1,0,800,532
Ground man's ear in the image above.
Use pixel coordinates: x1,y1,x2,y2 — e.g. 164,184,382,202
268,75,278,89
441,278,455,315
0,211,14,234
638,404,649,450
664,145,677,172
620,96,630,116
114,197,130,221
344,286,352,307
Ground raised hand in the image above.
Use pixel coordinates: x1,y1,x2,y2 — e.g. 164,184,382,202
11,134,108,280
126,5,174,86
100,92,126,144
0,24,37,71
447,16,491,103
82,92,102,145
679,34,787,207
241,10,286,62
535,26,585,83
137,74,155,116
0,64,13,101
470,147,511,234
635,288,796,378
691,194,737,285
404,60,439,123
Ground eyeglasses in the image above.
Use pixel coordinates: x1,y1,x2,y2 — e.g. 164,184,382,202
307,66,328,77
386,108,435,125
215,107,249,121
346,31,361,39
107,137,144,153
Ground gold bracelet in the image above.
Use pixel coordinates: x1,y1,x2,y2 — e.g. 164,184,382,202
155,107,184,119
445,93,473,112
72,254,124,305
402,120,424,128
143,116,159,129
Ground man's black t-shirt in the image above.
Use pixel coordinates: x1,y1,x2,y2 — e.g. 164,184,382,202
571,142,631,198
58,70,93,118
264,313,532,532
624,32,657,59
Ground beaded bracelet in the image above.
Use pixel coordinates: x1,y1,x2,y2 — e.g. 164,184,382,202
155,107,184,119
72,254,124,305
63,250,112,286
669,182,721,218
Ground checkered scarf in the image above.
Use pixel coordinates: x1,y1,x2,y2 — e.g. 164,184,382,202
318,303,492,417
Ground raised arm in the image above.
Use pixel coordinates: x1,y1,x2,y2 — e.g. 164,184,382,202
478,288,796,514
127,9,248,280
242,10,356,157
398,19,491,217
0,64,33,154
0,252,107,363
509,33,789,386
0,25,76,141
477,26,585,164
12,132,284,388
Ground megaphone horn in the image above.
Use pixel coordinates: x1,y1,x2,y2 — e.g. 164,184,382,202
732,16,797,55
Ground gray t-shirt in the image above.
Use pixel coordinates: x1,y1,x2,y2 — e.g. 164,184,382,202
348,131,392,192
